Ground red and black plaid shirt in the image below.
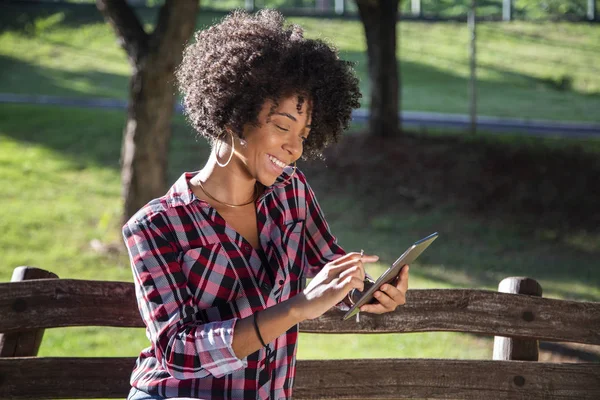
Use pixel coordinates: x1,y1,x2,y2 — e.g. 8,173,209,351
123,167,345,399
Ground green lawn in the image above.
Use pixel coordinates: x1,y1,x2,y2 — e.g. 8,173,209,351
1,3,599,122
0,103,491,360
1,103,598,364
1,2,599,381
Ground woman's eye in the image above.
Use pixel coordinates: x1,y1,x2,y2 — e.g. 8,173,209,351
275,124,289,132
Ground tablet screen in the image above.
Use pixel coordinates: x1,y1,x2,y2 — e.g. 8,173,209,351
342,232,438,320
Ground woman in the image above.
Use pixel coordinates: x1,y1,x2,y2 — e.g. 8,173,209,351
123,10,409,400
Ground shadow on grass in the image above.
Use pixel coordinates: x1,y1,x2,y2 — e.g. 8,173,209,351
299,132,600,301
0,55,129,98
1,2,151,34
0,102,205,183
477,23,600,54
400,43,597,93
2,2,600,119
1,102,599,301
313,131,600,230
0,3,598,300
0,2,227,34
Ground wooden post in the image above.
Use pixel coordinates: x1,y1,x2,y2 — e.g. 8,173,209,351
468,0,477,135
503,0,512,21
0,267,58,357
493,277,542,361
335,0,345,15
411,0,422,17
589,0,597,21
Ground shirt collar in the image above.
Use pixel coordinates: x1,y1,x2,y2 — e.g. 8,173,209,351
165,171,197,208
267,165,296,193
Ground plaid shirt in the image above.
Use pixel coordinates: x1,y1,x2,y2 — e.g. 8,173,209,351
123,167,345,399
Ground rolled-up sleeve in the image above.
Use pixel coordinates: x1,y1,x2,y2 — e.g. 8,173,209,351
123,216,246,379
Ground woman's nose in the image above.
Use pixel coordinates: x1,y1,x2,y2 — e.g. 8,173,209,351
283,134,303,160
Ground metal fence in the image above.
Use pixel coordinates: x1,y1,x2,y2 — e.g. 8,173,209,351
22,1,599,21
197,0,599,21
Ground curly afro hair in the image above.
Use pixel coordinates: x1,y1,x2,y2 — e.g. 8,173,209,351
175,9,361,159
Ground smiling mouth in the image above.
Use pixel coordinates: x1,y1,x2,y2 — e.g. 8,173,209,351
268,154,287,169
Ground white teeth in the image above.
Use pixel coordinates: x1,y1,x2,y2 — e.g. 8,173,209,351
268,155,286,168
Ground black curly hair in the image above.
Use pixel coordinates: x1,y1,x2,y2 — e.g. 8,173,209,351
175,9,361,159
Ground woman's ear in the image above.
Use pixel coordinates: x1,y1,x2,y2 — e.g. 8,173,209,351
227,125,247,147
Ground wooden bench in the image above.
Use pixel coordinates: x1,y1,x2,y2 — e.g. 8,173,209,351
1,266,599,399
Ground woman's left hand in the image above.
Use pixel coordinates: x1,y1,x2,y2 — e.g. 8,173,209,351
359,265,409,314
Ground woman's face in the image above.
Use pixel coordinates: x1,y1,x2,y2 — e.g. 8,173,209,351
237,95,311,186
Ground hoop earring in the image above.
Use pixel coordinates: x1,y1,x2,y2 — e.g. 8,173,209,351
215,130,235,168
279,161,297,187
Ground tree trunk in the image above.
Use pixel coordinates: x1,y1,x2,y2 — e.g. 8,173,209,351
97,0,199,223
356,0,401,137
120,61,173,222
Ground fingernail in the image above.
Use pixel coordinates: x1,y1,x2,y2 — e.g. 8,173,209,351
381,285,388,291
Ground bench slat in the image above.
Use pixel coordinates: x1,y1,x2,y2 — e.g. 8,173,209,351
0,279,141,331
1,279,599,344
0,357,598,399
295,358,600,400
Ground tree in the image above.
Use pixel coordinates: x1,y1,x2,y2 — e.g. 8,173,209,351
96,0,199,223
355,0,401,137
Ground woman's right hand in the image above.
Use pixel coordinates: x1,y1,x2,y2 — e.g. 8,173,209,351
292,252,379,320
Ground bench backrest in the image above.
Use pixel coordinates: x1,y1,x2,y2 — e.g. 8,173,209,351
1,267,599,399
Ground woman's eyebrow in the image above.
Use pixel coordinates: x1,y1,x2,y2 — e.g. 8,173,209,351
275,112,297,122
275,112,312,128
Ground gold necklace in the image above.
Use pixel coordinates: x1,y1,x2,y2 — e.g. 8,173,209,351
196,180,259,208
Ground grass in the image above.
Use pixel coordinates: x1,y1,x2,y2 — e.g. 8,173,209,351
1,3,600,122
0,2,599,388
1,103,599,366
0,103,489,360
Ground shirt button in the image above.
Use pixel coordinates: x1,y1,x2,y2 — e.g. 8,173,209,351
279,279,284,285
243,244,251,253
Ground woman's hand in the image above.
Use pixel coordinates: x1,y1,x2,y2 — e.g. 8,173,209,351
359,265,410,314
293,252,379,321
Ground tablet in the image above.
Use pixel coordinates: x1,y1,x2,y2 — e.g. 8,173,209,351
342,232,439,320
